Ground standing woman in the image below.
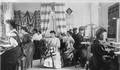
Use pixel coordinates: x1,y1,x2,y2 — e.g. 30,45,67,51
2,19,22,70
32,29,42,60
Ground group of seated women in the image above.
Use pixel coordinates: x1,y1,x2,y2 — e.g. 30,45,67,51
33,30,75,68
1,19,119,70
33,27,119,70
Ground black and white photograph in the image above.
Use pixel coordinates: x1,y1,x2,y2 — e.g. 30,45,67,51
0,0,120,70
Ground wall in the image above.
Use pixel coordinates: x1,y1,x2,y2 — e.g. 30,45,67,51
0,1,118,38
98,2,116,30
13,2,100,33
13,3,41,12
91,3,99,26
63,3,99,28
65,3,99,28
13,2,99,26
65,3,91,28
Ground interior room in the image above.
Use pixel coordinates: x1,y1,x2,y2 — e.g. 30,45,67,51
0,0,120,70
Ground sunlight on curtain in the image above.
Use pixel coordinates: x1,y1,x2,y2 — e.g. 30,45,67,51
4,3,14,36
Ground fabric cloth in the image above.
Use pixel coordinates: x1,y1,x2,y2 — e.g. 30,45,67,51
43,37,61,68
60,35,74,66
21,34,34,68
8,29,18,47
9,38,18,47
32,33,42,41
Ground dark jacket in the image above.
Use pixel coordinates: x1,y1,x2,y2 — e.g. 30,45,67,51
73,32,84,49
91,39,109,70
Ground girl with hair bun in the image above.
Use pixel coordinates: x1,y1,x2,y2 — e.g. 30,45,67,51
90,27,117,70
2,19,22,70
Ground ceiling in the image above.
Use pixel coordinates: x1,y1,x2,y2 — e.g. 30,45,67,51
1,0,119,3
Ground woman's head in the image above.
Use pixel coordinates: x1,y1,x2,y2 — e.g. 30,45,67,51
50,30,56,37
33,29,38,34
6,19,17,30
21,27,29,34
79,26,85,34
66,31,71,36
96,27,107,41
73,28,77,34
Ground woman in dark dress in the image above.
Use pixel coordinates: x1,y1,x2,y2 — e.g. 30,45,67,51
2,19,22,70
90,27,117,70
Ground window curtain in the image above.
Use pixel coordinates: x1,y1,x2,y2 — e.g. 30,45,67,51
0,3,4,38
42,3,66,34
14,3,66,35
40,4,51,35
0,3,13,38
54,3,66,33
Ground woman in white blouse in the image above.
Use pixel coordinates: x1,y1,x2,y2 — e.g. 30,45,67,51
32,29,42,60
32,29,42,41
2,19,22,70
43,31,61,69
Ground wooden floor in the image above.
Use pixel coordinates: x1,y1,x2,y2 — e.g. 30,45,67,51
27,60,85,70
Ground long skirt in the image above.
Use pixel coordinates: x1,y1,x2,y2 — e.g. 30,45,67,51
33,40,40,60
44,51,61,68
